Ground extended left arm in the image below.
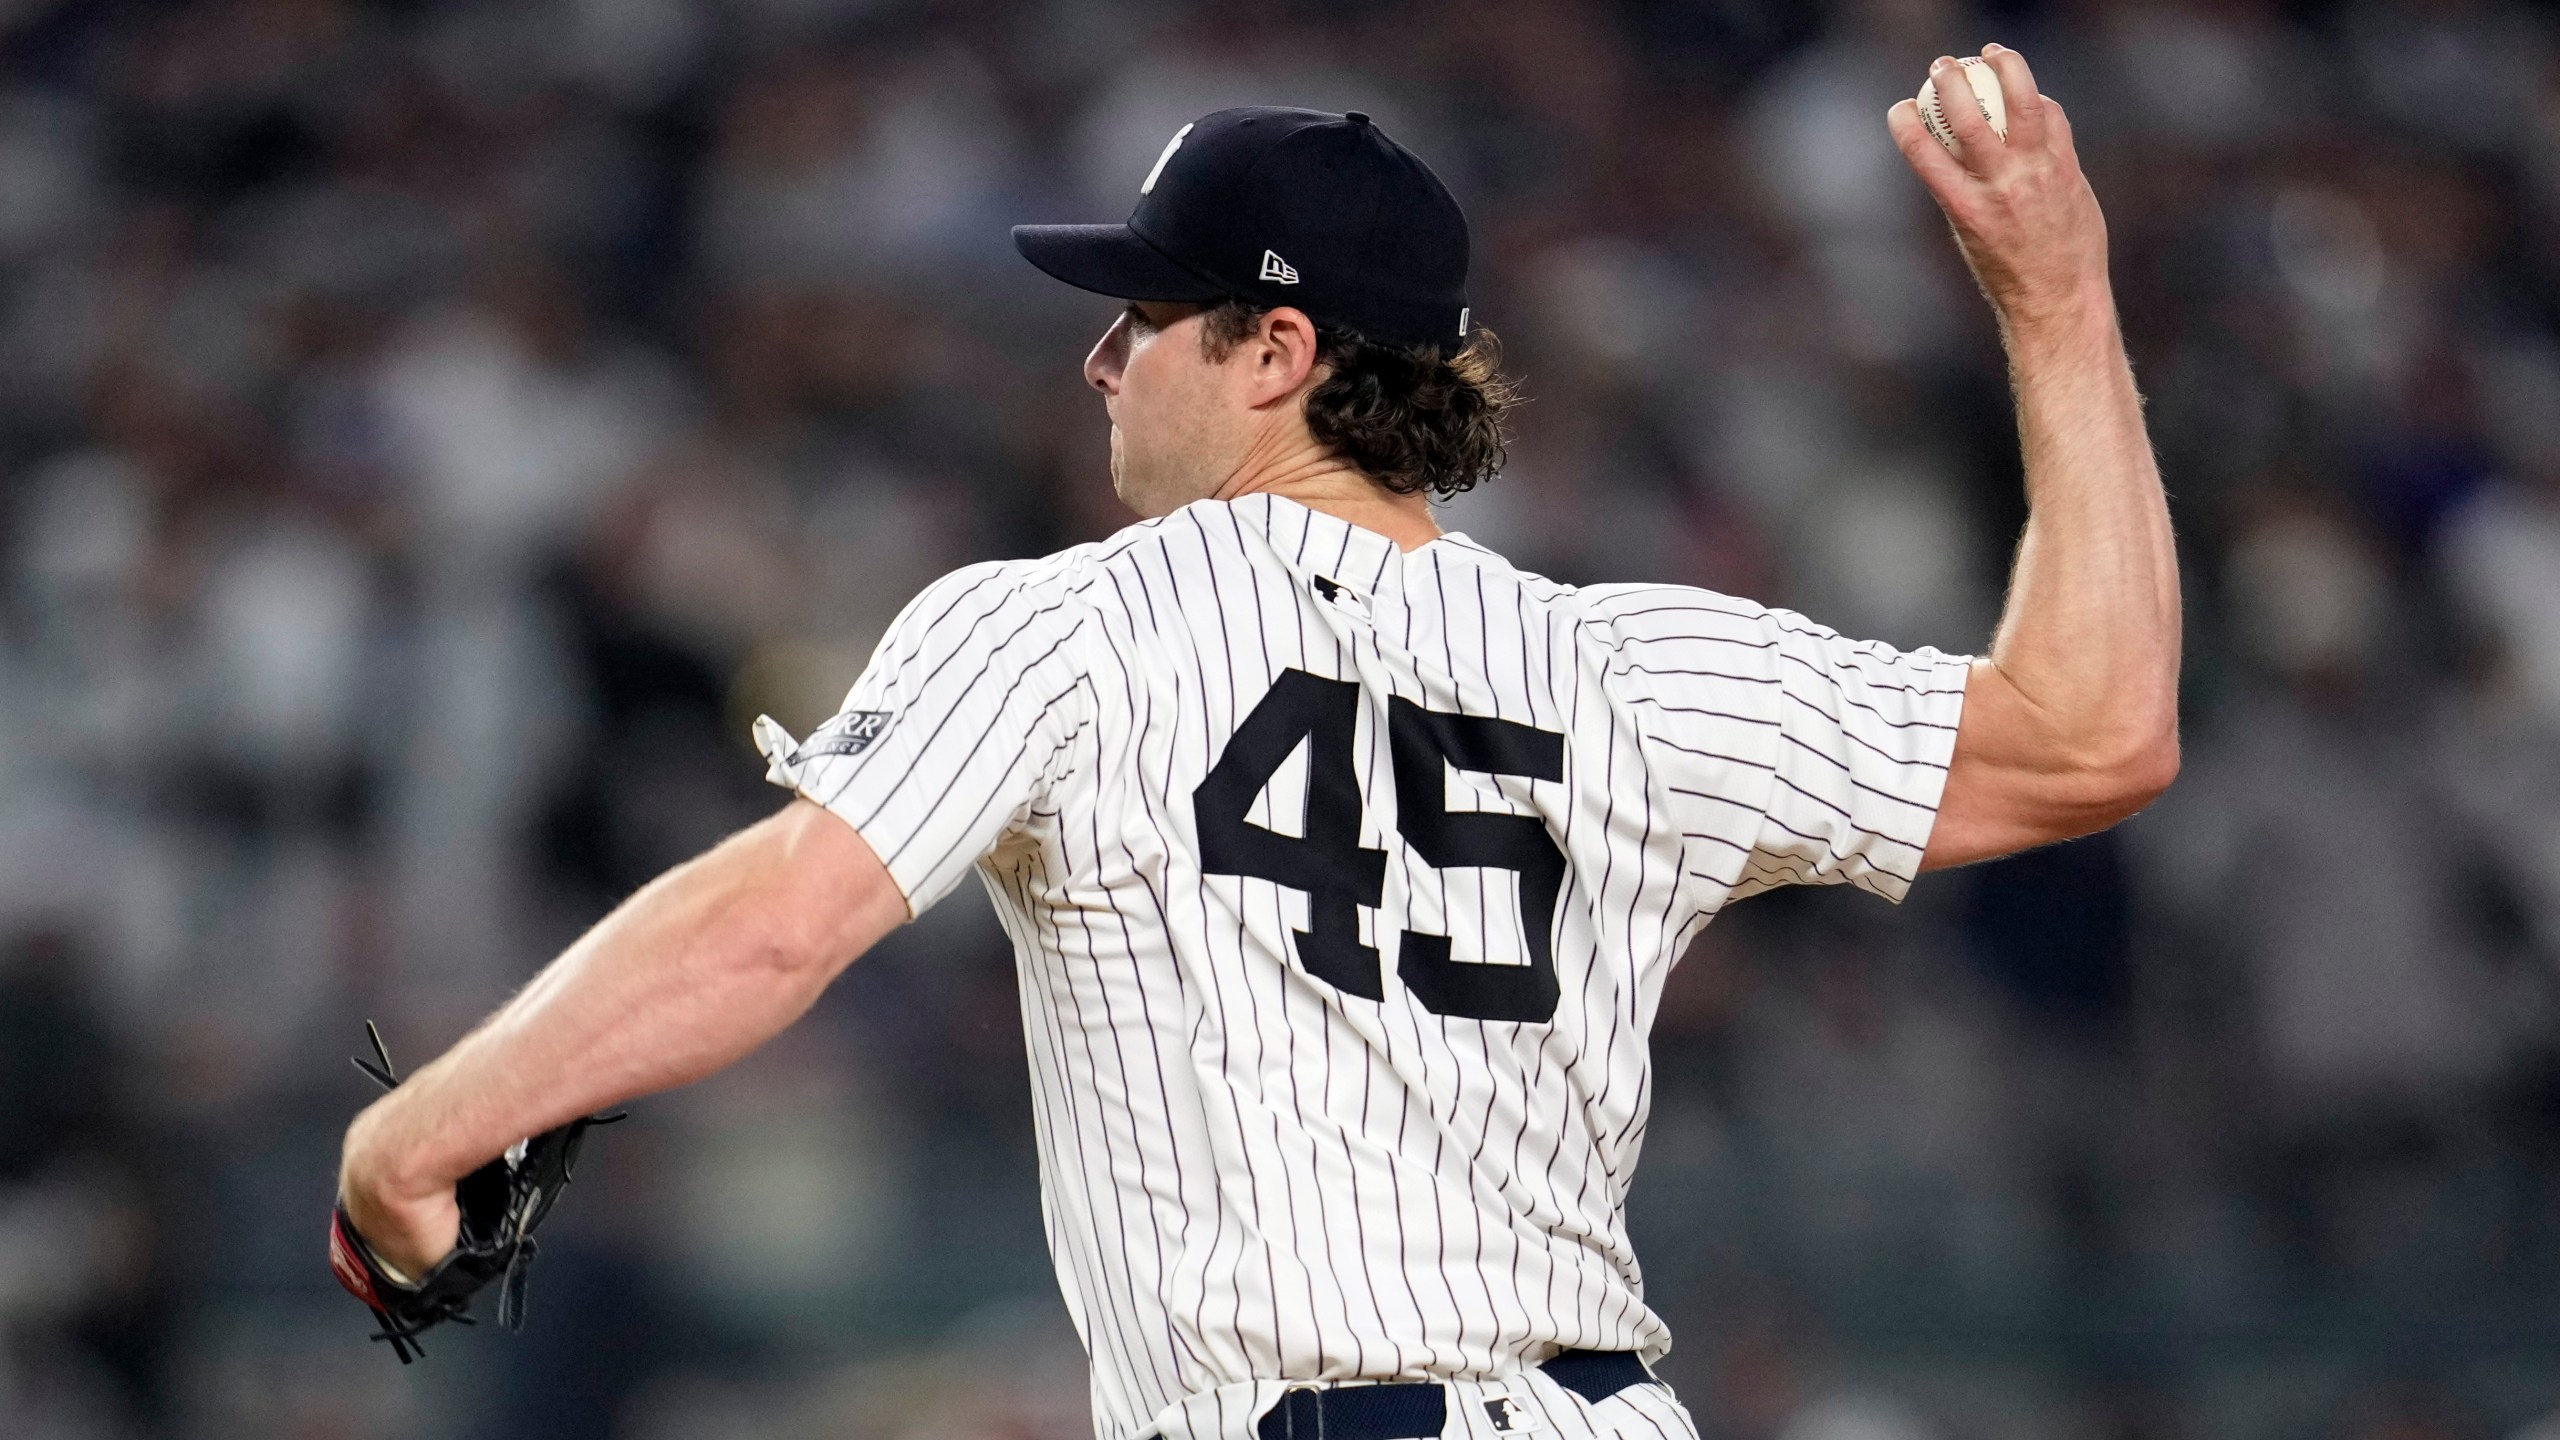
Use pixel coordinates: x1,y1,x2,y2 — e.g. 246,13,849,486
338,798,908,1279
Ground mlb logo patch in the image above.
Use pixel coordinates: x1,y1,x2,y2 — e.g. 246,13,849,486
1310,574,1371,620
802,710,893,759
1484,1396,1540,1434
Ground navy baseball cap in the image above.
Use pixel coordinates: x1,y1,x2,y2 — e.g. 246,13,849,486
1013,107,1473,352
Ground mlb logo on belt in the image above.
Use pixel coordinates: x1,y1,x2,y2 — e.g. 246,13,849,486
1484,1394,1540,1433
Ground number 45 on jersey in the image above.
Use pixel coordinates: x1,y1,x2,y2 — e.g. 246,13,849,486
1193,669,1567,1024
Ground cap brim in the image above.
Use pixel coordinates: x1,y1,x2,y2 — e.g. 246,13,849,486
1012,224,1228,303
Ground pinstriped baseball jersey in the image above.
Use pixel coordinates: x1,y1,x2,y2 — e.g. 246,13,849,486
755,493,1970,1440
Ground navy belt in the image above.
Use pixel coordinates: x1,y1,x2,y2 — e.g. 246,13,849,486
1254,1350,1655,1440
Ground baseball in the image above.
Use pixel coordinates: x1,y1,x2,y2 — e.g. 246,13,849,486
1919,56,2010,156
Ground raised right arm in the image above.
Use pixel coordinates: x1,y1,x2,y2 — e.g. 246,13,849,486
1887,46,2182,870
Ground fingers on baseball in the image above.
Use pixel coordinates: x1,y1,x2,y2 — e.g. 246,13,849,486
1930,56,1999,175
1979,44,2045,147
1888,98,1969,193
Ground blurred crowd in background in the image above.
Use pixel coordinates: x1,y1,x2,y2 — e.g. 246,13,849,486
5,0,2560,1435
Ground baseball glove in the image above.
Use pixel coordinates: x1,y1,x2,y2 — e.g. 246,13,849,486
329,1022,623,1362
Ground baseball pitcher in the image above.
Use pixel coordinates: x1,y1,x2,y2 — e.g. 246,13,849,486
335,48,2177,1440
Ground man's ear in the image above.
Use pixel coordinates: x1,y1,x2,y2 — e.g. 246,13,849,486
1242,306,1323,409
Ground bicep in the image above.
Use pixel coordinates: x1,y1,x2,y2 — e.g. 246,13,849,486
746,798,914,978
648,799,910,994
1920,659,2178,871
441,798,910,1131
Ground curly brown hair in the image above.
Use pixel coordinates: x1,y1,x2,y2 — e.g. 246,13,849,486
1197,300,1521,500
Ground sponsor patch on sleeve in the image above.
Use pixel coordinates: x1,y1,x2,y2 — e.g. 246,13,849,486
801,709,894,759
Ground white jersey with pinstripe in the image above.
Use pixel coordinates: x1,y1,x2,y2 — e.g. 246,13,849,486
755,493,1970,1440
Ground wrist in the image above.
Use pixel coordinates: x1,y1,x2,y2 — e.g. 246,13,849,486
341,1098,449,1204
1994,278,2117,346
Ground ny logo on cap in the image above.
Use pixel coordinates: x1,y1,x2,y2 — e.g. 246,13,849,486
1141,123,1193,196
1260,250,1300,284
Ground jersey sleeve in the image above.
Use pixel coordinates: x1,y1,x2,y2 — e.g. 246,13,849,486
1598,589,1970,910
752,561,1094,916
1741,609,1970,902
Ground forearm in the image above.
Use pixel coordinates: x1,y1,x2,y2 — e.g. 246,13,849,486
1985,287,2180,764
345,801,902,1199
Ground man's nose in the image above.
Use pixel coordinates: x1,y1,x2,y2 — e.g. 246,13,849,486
1084,315,1127,395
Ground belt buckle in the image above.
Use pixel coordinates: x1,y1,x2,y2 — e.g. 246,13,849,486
1277,1383,1324,1440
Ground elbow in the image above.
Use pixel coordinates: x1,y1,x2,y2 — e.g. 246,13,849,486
2117,728,2181,814
698,868,842,990
2080,719,2180,828
729,905,844,987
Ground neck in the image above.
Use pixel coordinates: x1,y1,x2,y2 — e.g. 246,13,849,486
1213,441,1442,552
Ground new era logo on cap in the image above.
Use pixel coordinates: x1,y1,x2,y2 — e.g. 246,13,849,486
1259,250,1299,284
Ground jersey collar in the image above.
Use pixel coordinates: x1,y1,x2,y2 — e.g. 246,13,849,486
1223,493,1488,597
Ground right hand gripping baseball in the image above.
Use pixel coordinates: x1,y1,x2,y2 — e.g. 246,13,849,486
1887,45,2109,326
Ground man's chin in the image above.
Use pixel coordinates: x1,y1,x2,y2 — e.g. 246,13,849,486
1108,454,1142,515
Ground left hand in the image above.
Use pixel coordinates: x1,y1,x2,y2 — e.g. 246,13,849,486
338,1105,461,1283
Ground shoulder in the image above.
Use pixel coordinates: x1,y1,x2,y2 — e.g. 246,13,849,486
1408,544,1787,649
878,552,1107,670
905,520,1175,612
967,508,1211,594
1545,579,1784,652
886,518,1216,659
961,505,1268,622
1419,544,1765,626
